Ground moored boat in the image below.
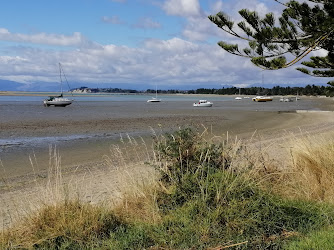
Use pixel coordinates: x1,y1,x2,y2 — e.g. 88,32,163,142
193,100,213,107
252,96,273,102
44,63,73,107
44,94,73,107
147,97,161,103
147,85,161,102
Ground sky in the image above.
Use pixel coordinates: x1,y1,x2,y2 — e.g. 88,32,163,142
0,0,332,91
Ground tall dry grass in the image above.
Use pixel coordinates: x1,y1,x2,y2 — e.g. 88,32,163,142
2,200,120,249
0,146,63,232
0,146,107,248
104,133,161,224
279,132,334,202
1,136,157,248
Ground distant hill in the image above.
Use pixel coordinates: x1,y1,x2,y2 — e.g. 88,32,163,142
0,80,24,91
0,80,64,92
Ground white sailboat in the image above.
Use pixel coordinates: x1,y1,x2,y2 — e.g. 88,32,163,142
44,63,73,107
147,85,161,102
235,87,242,100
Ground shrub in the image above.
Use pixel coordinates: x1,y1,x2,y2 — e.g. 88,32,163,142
150,128,334,248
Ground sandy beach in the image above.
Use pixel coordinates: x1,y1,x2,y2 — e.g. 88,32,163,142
1,94,334,228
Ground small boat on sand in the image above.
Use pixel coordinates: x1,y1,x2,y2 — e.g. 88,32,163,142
193,100,213,107
252,96,273,102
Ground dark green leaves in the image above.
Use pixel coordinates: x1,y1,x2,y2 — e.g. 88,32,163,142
208,0,333,76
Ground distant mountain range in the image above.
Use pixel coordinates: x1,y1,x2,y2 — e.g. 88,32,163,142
0,80,25,91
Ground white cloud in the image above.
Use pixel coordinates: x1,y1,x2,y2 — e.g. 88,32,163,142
311,49,328,57
1,34,324,91
224,0,271,19
0,37,243,88
163,0,201,17
0,28,90,47
209,0,223,14
178,0,281,42
182,16,220,41
144,37,198,52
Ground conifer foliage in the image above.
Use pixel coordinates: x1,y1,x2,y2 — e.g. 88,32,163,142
208,0,334,85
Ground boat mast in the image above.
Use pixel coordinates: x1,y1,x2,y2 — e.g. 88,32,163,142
59,63,63,94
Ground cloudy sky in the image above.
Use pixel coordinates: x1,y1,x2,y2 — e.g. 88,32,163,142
0,0,331,91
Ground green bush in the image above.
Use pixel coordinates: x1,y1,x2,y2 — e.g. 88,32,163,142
151,128,334,248
155,127,236,185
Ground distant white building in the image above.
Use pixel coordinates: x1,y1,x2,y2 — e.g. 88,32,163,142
72,87,92,93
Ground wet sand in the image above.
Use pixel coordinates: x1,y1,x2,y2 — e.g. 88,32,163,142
1,95,334,228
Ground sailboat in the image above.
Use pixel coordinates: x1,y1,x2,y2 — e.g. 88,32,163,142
147,85,161,102
235,87,242,100
44,63,73,107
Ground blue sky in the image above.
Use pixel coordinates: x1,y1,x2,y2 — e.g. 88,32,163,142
0,0,331,91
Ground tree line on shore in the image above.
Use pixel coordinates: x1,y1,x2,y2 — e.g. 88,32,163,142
192,84,334,96
74,84,334,96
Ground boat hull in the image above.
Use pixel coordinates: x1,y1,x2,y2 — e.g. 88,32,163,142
193,100,213,107
147,98,161,102
44,98,73,107
193,103,213,107
252,96,273,102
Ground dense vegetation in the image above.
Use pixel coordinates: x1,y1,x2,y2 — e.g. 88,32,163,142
194,84,334,96
2,128,334,249
74,84,334,96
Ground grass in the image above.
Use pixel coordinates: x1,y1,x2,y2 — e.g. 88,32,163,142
286,134,334,202
2,200,122,249
2,127,334,249
286,226,334,249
